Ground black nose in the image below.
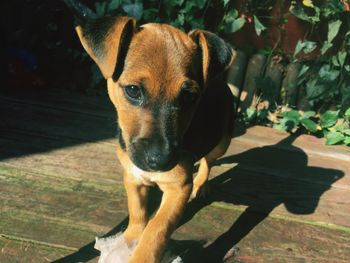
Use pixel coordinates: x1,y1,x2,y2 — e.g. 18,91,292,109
145,143,178,171
136,139,177,171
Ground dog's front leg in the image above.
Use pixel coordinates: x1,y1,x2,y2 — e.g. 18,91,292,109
128,181,192,263
123,174,150,245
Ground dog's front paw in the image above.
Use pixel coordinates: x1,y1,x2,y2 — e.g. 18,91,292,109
191,182,211,199
95,233,137,263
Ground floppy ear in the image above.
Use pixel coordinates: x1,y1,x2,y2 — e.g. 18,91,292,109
64,0,136,79
189,30,235,83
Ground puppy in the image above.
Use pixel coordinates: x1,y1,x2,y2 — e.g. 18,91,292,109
64,1,235,262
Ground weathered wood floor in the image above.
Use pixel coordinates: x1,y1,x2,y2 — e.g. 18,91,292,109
1,88,349,263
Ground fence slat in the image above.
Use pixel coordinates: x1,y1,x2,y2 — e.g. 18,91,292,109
239,54,266,111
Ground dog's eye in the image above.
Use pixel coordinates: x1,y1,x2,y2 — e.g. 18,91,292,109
124,85,142,101
179,89,198,108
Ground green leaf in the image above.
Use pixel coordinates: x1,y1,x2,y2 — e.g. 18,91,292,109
282,110,301,120
325,131,345,145
318,65,340,81
223,0,230,7
342,129,350,136
253,15,266,36
176,13,185,26
277,118,298,131
338,51,347,67
290,4,312,22
122,2,143,20
95,2,107,16
345,108,350,117
108,0,122,11
331,55,340,67
328,20,342,43
301,111,316,119
334,119,345,132
294,40,317,56
305,79,323,100
321,110,339,128
298,64,310,78
344,137,350,145
281,110,301,129
225,9,239,20
303,41,317,54
245,107,257,122
225,17,246,33
294,40,304,56
290,4,320,23
301,118,318,132
164,0,185,7
321,41,332,55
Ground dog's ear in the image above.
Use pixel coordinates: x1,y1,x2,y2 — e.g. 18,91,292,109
189,30,235,83
64,0,136,79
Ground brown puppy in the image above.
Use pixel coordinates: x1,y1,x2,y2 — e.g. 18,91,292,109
64,1,235,262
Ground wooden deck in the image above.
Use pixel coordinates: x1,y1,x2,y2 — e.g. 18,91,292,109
1,88,349,263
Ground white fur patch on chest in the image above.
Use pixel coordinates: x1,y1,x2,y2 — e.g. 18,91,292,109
130,164,160,185
130,164,148,181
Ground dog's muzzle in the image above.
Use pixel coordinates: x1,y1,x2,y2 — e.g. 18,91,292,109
130,138,179,172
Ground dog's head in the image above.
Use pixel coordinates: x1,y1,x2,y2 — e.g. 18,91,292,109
65,0,234,172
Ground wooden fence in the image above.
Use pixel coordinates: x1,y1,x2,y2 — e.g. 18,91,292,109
226,50,308,113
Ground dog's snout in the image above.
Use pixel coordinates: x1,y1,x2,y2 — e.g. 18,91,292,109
145,141,178,171
146,147,174,171
132,138,179,171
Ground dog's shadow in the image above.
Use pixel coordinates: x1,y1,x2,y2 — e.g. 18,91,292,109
179,131,344,262
54,131,344,263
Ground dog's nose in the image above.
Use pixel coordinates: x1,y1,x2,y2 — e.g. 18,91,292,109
145,143,178,171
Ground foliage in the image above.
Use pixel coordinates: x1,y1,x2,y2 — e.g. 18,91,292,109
243,0,350,146
244,106,350,145
94,0,240,33
289,0,350,113
280,108,350,145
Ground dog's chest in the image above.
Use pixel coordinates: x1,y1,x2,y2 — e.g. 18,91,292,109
130,164,157,185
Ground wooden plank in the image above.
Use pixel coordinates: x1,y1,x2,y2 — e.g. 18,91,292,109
0,138,122,183
233,125,350,162
174,205,350,263
0,164,127,231
0,236,74,263
0,162,128,261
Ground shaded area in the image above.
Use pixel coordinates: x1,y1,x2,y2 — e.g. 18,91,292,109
180,132,344,262
0,87,116,161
